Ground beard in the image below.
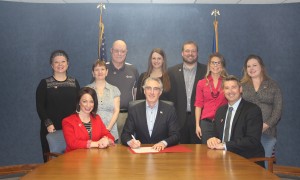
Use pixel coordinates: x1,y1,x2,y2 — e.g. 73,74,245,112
183,56,198,65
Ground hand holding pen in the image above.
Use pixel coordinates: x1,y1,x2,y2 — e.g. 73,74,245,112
129,134,141,149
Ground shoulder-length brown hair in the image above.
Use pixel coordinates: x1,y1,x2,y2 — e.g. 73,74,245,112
76,87,98,118
240,54,269,84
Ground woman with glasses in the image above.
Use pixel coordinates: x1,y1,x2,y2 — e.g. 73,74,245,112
194,53,228,144
136,48,171,100
241,55,282,167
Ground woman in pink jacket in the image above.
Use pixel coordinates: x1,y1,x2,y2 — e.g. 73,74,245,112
63,87,114,152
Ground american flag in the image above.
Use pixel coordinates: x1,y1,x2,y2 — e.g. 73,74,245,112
99,29,107,61
98,4,107,61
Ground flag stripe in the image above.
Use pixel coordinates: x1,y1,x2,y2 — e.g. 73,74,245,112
98,12,107,61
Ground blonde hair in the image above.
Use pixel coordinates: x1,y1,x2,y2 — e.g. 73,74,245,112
204,53,228,85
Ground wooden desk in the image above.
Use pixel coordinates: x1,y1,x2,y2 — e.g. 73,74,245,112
22,144,279,179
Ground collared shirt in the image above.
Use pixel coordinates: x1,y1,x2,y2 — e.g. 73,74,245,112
146,101,159,137
106,61,139,109
194,75,227,120
223,97,242,143
183,63,197,112
86,81,120,140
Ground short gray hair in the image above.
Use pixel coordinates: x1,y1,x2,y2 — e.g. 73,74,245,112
142,77,163,91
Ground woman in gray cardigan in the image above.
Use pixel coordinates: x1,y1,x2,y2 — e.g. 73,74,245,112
241,54,282,167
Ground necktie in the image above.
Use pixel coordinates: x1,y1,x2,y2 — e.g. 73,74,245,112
223,107,233,142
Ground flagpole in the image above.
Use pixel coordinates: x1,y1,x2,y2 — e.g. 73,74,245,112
97,3,106,60
211,9,220,53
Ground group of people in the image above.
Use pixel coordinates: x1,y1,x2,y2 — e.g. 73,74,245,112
36,40,282,168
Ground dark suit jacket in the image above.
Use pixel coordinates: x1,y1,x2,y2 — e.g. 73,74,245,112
121,100,180,147
212,99,265,159
167,62,206,128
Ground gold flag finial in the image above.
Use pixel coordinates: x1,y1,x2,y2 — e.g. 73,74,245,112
211,9,220,53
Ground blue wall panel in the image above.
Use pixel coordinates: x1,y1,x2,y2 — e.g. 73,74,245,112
0,2,299,167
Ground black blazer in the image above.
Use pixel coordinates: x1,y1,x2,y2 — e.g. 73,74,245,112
121,100,180,147
212,99,265,159
167,62,206,128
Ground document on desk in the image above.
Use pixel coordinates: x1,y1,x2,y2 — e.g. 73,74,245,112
129,145,192,154
130,147,159,153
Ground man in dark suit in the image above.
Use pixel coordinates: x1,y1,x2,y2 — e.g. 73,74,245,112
207,75,265,160
168,41,206,144
121,77,180,151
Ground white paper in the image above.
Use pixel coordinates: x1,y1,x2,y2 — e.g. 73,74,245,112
131,147,159,153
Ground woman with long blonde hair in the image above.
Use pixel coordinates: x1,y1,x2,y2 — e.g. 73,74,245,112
194,53,228,144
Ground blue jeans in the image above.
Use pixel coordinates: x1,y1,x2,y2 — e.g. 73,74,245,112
261,134,277,168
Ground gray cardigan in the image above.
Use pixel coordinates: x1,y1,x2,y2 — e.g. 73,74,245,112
242,79,282,138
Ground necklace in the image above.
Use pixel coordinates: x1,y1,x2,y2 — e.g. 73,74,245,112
209,81,221,98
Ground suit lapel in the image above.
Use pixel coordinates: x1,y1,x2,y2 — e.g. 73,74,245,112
140,102,152,141
75,114,90,138
151,102,163,138
219,105,228,134
193,63,201,88
177,64,186,87
231,99,244,133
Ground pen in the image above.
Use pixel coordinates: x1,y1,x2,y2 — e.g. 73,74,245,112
131,134,136,141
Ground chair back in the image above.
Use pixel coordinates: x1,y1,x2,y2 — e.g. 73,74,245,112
46,130,66,154
249,157,276,173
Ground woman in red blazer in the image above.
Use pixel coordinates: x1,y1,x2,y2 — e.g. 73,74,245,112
63,87,114,152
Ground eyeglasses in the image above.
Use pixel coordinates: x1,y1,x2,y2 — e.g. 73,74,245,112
144,86,161,92
112,49,127,55
211,61,222,66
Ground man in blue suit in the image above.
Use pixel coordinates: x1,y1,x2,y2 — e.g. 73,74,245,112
121,77,180,151
207,75,265,160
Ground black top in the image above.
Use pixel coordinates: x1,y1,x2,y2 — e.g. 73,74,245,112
36,76,80,130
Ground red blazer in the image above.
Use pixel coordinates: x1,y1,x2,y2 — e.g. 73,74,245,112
62,113,114,152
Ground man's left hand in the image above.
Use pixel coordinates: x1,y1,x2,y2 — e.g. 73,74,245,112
152,142,166,151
